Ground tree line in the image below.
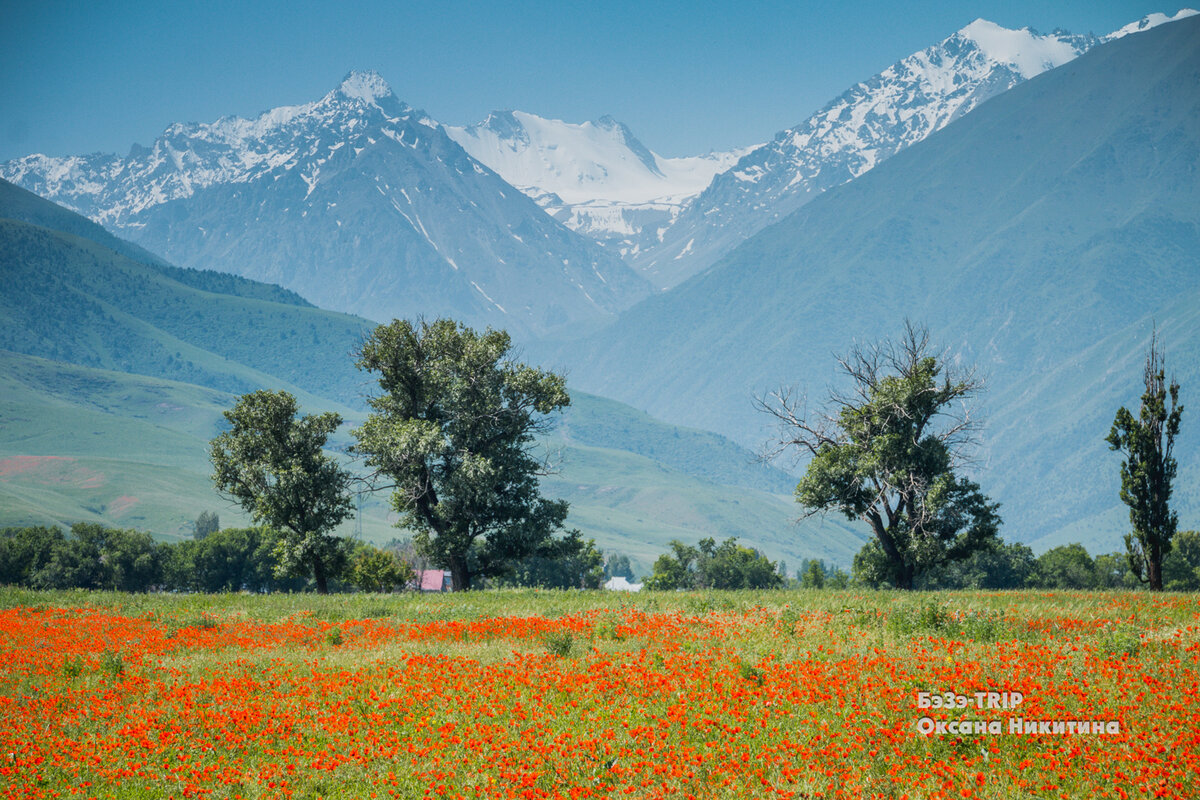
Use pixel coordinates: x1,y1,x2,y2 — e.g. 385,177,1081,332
0,520,617,593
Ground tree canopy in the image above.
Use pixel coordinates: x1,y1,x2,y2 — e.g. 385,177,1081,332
761,322,1000,589
352,318,572,590
209,389,353,593
644,537,783,590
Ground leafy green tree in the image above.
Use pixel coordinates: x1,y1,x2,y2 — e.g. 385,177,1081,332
1034,543,1096,590
35,523,162,591
761,322,1000,590
704,538,783,589
645,537,783,590
163,526,290,592
348,543,415,593
604,552,635,581
193,511,220,539
918,540,1037,589
505,530,605,589
352,318,571,591
800,559,826,589
644,541,700,590
210,390,353,593
1162,531,1200,591
825,565,850,589
1092,552,1139,589
1106,332,1183,591
0,526,66,586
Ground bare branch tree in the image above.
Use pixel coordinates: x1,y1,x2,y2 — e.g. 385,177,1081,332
756,320,1000,589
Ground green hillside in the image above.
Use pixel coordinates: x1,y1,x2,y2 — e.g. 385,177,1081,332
550,17,1200,552
0,349,860,572
0,217,375,405
0,183,859,572
0,179,312,307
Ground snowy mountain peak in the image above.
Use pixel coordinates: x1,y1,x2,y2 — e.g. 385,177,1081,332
594,115,662,176
1108,8,1198,39
334,70,395,104
0,70,428,227
445,111,752,206
442,110,759,254
954,19,1084,78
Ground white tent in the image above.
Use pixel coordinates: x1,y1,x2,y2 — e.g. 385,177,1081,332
603,576,644,592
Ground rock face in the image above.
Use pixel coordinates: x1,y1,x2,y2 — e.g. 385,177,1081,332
1,71,651,338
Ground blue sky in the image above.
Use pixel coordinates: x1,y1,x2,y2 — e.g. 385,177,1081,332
0,0,1187,161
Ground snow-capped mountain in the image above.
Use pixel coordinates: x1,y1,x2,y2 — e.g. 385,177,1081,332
445,111,756,255
630,9,1198,288
1,72,651,338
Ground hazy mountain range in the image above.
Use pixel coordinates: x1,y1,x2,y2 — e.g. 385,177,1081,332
1,72,651,340
551,13,1200,551
0,177,860,572
2,10,1198,561
7,12,1193,308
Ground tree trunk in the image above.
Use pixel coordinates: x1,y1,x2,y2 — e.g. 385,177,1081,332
448,555,471,591
1147,547,1164,591
866,511,914,590
313,553,329,595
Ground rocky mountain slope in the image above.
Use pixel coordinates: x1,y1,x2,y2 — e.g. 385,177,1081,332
1,73,651,339
628,10,1196,287
552,14,1200,551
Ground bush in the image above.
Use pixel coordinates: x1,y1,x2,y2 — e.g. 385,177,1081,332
541,630,574,658
645,537,783,590
1034,544,1097,589
349,543,414,593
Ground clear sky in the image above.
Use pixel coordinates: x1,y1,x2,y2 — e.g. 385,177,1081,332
0,0,1188,161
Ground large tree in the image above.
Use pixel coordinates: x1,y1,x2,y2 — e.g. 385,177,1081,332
210,390,353,593
760,322,1000,590
1106,331,1183,591
351,318,571,590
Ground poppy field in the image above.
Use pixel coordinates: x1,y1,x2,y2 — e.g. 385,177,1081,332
1,589,1197,800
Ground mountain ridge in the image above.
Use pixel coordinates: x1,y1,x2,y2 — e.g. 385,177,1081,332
624,9,1197,287
548,13,1200,551
1,72,652,340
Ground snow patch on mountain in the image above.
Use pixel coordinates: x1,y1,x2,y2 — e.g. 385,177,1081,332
630,10,1196,288
446,111,751,205
444,110,757,255
958,19,1082,78
1108,8,1197,38
0,70,651,338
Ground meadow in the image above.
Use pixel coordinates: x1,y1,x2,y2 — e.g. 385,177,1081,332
0,588,1197,800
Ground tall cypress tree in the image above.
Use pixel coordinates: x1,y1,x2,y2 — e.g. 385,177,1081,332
1106,331,1184,591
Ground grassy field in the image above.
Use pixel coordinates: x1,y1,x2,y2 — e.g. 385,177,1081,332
1,588,1197,799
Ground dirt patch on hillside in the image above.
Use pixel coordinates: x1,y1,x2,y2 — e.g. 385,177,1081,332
0,455,107,488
